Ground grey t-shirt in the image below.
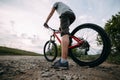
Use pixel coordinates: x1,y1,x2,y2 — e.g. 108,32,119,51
53,2,73,16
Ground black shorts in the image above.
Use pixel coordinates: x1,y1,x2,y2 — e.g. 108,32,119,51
59,11,76,36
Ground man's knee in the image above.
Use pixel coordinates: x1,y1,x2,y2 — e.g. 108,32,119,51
61,28,70,36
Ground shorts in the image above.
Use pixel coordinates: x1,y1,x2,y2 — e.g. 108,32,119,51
59,11,76,36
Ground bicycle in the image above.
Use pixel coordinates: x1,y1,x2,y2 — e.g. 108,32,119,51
43,23,111,67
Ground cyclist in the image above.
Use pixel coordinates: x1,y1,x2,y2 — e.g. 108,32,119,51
44,2,76,69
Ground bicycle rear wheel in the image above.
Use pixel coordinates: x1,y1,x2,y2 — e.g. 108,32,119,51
69,23,111,67
44,40,57,62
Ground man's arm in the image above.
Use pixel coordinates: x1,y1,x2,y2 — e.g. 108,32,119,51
44,7,55,28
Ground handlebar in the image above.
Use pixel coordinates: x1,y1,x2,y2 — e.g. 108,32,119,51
44,23,60,32
49,27,60,33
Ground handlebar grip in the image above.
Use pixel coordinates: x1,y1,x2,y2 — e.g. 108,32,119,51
44,23,49,28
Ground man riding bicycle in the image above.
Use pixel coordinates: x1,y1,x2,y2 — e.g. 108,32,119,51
44,2,76,69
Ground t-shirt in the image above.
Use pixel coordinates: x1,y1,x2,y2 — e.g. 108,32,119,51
53,2,73,16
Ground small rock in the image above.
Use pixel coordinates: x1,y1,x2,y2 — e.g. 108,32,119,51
59,75,66,80
0,70,4,75
65,75,72,80
41,72,53,77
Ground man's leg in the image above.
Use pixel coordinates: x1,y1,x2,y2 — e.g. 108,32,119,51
52,13,70,69
51,34,69,69
61,34,69,60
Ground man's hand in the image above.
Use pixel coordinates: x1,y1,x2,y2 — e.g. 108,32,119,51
43,23,49,28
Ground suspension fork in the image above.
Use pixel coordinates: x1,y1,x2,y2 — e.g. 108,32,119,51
50,35,55,42
47,35,55,50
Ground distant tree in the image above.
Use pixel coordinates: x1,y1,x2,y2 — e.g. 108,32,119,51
105,12,120,54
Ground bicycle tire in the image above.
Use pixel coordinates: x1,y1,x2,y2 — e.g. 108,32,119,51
69,23,111,67
43,40,57,62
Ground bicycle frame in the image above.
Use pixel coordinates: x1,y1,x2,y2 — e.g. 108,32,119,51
44,24,111,67
50,28,84,49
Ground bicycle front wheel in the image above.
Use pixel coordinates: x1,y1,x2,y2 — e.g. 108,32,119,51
43,40,57,62
69,23,111,67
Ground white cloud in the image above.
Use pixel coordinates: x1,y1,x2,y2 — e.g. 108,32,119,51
0,0,120,54
78,15,95,24
0,0,53,54
102,18,107,23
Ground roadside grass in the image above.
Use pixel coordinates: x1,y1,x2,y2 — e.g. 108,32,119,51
1,46,119,65
107,53,120,65
0,46,42,56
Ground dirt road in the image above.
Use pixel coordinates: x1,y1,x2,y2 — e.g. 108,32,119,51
0,56,120,80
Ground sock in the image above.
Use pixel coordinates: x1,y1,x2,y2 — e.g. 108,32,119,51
60,58,67,63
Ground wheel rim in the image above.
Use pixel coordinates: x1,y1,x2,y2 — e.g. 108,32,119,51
44,41,57,61
71,27,104,63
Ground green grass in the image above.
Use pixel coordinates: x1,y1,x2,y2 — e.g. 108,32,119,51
0,46,42,56
107,53,120,65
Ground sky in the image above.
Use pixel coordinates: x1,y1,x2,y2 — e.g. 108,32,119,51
0,0,120,54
